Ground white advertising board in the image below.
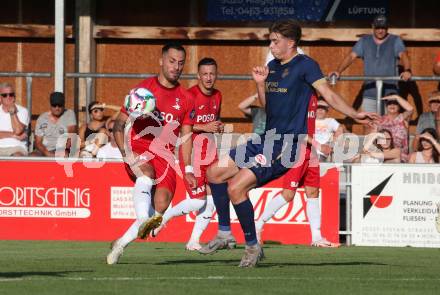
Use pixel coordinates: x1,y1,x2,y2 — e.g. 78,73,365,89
352,164,440,247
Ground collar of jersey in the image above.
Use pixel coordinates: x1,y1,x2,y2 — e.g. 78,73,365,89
280,52,299,65
155,76,179,90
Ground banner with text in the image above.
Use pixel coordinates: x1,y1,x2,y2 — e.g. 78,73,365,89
352,165,440,247
0,160,339,245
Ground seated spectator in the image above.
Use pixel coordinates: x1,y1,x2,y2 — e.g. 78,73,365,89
374,94,413,162
354,129,401,163
238,94,266,136
413,91,440,151
32,92,76,157
79,101,119,157
96,119,122,159
408,128,440,163
314,98,344,161
0,82,29,156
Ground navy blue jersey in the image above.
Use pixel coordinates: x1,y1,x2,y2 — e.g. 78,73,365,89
265,54,325,137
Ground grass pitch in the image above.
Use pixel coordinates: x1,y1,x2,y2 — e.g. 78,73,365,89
0,241,439,295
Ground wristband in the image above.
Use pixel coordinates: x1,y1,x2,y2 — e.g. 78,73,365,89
185,165,194,174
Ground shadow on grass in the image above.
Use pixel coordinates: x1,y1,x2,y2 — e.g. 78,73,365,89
152,260,388,268
0,270,93,278
257,261,389,268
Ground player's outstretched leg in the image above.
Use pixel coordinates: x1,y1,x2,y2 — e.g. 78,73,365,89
107,176,154,264
186,194,215,251
150,197,206,240
199,183,236,254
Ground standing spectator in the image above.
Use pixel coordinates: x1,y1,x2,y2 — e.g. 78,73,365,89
96,119,122,159
408,128,440,164
434,52,440,76
32,92,76,157
375,94,413,162
0,82,29,156
412,91,440,151
314,98,344,161
329,15,411,114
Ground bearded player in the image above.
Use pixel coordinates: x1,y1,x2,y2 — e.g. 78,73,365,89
106,43,197,265
151,57,234,251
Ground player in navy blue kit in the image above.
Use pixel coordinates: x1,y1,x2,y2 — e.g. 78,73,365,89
202,20,378,267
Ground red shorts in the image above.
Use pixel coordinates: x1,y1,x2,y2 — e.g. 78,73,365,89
124,140,177,194
178,133,218,199
282,148,320,190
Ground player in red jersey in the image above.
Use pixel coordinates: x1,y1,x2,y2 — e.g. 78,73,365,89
107,43,197,265
151,57,228,251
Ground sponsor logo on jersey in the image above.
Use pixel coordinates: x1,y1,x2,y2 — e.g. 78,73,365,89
196,114,215,123
172,97,181,110
152,110,176,123
282,68,289,78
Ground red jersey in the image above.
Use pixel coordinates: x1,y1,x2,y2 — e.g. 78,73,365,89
307,94,317,137
121,77,195,150
187,85,222,128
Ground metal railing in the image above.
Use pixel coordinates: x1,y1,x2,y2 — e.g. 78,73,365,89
2,71,440,120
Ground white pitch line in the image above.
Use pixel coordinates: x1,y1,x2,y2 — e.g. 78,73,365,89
1,276,440,282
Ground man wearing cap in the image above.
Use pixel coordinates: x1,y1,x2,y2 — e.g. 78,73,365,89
412,91,440,151
33,92,77,157
0,82,29,156
329,15,412,114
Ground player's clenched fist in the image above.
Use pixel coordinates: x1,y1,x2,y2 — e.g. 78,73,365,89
252,66,269,84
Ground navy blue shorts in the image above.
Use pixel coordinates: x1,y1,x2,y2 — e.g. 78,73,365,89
229,136,302,187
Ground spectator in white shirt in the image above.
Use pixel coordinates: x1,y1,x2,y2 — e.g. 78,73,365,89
314,98,344,161
0,82,29,156
96,119,122,159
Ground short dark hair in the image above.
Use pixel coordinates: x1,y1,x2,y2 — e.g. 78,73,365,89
269,19,302,45
198,57,217,69
162,42,186,55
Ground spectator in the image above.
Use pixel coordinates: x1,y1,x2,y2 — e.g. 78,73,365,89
0,82,29,156
79,101,119,157
375,94,413,162
96,119,122,159
413,91,440,151
434,52,440,76
354,129,401,163
32,92,76,157
408,128,440,163
314,98,344,161
238,94,266,136
329,15,411,114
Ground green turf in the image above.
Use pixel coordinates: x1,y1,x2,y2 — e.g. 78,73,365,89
0,241,439,295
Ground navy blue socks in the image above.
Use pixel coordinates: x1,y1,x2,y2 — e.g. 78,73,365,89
209,182,231,231
233,199,257,246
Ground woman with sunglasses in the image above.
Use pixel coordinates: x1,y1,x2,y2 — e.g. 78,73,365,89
374,94,413,162
408,128,440,164
79,101,119,157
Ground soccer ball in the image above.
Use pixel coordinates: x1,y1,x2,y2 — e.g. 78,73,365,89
124,87,156,117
